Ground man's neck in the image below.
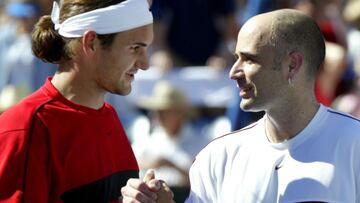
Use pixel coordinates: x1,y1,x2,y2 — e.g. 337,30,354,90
265,101,320,143
51,71,105,110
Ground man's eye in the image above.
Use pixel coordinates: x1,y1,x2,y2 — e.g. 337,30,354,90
131,46,140,52
245,59,253,64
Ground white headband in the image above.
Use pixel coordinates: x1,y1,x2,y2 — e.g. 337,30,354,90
50,0,153,38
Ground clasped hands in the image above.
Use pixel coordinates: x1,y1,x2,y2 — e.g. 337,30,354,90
120,169,175,203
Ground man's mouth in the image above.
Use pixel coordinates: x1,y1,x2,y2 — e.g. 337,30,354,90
126,70,138,81
126,73,135,81
239,86,253,98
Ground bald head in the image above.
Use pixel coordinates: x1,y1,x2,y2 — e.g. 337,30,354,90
242,9,325,78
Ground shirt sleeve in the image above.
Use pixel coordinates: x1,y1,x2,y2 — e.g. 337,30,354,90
0,115,50,202
185,148,217,203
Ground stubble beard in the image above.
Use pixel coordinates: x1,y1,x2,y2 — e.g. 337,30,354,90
240,98,264,113
110,80,132,96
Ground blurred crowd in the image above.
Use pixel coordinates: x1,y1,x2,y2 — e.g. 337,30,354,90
1,0,360,201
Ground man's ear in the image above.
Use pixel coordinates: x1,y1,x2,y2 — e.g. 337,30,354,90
81,30,97,54
288,51,303,80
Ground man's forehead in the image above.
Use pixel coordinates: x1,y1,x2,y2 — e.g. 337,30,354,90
237,22,271,53
117,24,153,41
240,14,272,38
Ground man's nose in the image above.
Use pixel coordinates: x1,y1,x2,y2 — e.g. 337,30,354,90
135,52,150,70
229,60,244,80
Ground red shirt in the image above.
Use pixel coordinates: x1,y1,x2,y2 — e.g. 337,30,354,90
0,78,139,203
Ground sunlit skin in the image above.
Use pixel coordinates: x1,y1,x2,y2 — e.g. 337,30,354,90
229,17,289,113
229,11,319,143
51,24,154,109
94,24,154,96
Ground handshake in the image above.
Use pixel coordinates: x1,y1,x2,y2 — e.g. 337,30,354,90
120,169,175,203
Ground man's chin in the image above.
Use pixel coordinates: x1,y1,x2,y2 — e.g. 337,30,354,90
121,89,131,96
240,100,252,111
240,101,262,112
111,86,131,96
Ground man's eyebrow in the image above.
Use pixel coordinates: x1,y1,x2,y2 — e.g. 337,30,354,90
132,42,148,47
234,51,257,59
240,52,257,58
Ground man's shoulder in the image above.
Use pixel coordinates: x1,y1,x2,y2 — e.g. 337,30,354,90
0,89,52,134
326,107,360,123
319,107,360,146
198,120,262,155
190,120,263,173
212,120,260,143
324,107,360,132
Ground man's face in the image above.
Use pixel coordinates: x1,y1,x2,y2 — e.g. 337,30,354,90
94,24,153,95
229,18,288,112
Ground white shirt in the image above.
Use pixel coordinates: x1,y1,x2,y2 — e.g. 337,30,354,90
186,105,360,203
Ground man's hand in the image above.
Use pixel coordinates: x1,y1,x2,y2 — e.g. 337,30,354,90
153,181,174,203
120,169,174,203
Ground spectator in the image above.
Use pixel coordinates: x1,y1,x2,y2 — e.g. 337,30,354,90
0,84,30,114
0,0,56,93
134,81,208,187
149,0,239,70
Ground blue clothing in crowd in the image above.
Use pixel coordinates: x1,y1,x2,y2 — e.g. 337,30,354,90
151,0,237,65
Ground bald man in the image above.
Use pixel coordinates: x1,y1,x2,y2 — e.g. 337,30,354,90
184,9,360,203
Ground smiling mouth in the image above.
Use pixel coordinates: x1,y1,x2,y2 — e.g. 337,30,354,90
126,73,135,81
240,86,253,98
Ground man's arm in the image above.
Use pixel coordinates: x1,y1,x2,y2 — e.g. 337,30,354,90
0,116,50,202
185,149,217,203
